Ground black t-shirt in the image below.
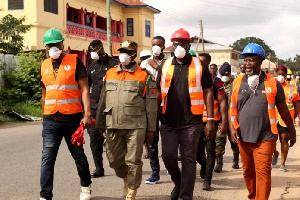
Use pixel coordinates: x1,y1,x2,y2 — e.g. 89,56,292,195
156,55,213,126
87,54,118,115
40,56,87,122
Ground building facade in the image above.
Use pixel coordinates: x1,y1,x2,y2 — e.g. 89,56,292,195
0,0,160,66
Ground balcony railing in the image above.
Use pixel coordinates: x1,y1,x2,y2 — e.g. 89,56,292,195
66,21,123,43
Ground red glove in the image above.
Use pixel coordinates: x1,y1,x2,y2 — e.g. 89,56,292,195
71,118,96,146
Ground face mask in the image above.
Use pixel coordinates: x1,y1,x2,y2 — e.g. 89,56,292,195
49,47,62,59
221,76,230,83
287,75,291,79
277,75,285,83
90,52,99,60
247,74,259,88
174,45,186,59
296,76,300,79
119,53,131,66
152,45,161,57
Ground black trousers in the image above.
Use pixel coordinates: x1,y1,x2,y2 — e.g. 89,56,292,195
148,132,160,178
87,123,104,169
196,121,219,181
161,123,202,200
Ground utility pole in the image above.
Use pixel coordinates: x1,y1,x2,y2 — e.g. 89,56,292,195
195,20,205,54
200,20,205,53
106,0,112,56
268,52,271,71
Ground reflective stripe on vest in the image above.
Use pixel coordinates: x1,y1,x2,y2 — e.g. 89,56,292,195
41,54,83,115
230,74,278,134
276,82,297,127
160,57,204,115
203,100,221,122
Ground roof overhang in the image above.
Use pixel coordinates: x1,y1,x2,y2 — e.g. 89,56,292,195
110,0,161,13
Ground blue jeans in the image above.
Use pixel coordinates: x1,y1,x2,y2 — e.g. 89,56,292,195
40,118,92,199
148,132,160,178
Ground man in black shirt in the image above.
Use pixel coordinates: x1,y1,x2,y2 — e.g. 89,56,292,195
40,28,92,200
87,40,118,178
156,28,214,200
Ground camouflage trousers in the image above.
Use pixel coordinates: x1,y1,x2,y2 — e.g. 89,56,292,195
215,125,239,156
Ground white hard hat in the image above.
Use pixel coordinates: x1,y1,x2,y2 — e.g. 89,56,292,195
139,50,151,58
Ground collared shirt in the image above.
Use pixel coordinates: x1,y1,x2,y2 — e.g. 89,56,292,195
236,71,285,143
156,55,213,127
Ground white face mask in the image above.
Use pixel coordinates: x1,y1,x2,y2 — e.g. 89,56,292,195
152,45,161,57
119,53,131,66
247,74,259,88
49,47,62,59
221,76,230,83
90,52,99,60
296,76,300,79
286,75,291,79
277,75,285,83
174,45,186,59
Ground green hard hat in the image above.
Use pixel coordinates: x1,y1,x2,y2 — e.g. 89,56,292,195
43,28,64,45
189,49,196,57
296,71,300,76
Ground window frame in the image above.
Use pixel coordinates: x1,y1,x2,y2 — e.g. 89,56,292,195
145,20,151,38
8,0,24,10
44,0,58,15
127,18,134,36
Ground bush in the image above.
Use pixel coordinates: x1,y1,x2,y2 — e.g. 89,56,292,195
12,100,42,117
0,51,43,105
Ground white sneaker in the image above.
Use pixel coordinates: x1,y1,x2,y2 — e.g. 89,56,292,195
40,198,46,200
80,185,91,200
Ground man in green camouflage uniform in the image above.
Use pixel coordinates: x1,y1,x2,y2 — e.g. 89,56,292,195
96,41,157,200
214,63,240,172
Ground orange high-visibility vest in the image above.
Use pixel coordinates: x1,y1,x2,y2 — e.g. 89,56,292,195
276,82,297,127
203,100,221,122
230,73,278,134
41,54,83,115
160,57,204,115
105,65,149,83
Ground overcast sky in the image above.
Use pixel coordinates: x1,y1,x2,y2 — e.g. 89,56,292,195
142,0,300,60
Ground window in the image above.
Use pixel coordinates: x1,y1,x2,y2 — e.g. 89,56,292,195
145,20,151,38
127,18,134,36
44,0,58,14
8,0,23,10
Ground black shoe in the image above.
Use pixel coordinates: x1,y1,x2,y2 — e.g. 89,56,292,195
232,160,239,169
200,167,206,179
170,185,180,200
91,168,104,178
202,180,211,191
214,155,223,173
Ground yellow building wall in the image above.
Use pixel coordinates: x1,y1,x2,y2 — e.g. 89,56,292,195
123,7,155,57
0,0,157,56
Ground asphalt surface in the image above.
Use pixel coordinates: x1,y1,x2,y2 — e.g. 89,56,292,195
0,121,300,200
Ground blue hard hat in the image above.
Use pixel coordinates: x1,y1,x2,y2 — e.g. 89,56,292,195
241,43,265,58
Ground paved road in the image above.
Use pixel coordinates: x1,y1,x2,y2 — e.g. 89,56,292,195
0,122,300,200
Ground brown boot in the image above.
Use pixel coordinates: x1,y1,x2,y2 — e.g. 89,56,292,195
123,177,128,198
126,188,137,200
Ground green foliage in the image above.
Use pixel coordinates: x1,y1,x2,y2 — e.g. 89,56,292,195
12,100,42,117
0,51,43,105
0,14,31,54
278,54,300,73
230,37,276,58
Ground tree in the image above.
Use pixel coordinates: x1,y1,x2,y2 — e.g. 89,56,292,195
0,51,43,105
0,14,31,54
230,37,276,58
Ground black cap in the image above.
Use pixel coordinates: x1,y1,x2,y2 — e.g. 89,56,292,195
219,62,231,75
88,40,103,51
118,41,138,51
